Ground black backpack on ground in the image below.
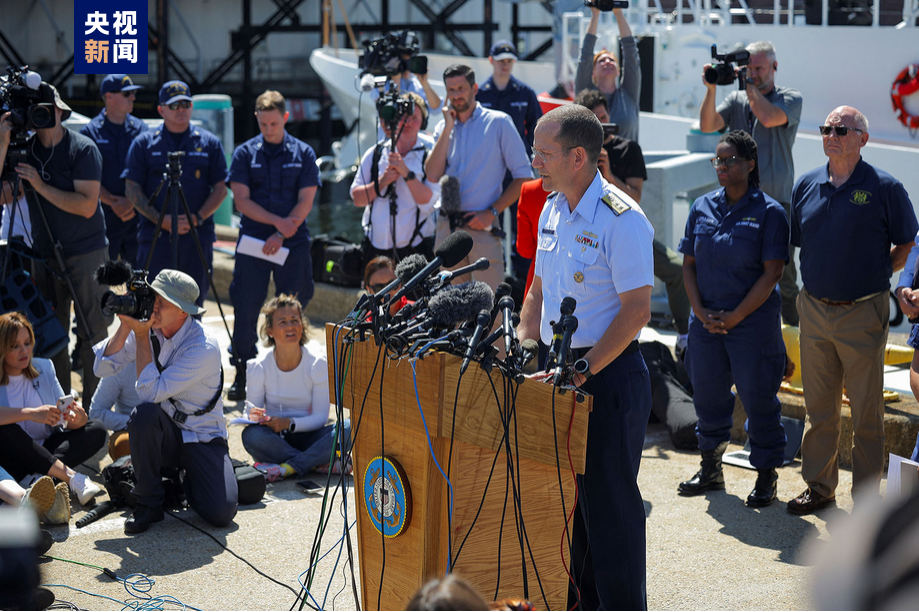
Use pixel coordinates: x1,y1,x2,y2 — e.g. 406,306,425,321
310,234,363,287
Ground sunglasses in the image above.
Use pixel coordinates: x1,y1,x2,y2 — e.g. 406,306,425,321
710,156,747,169
369,282,395,293
818,125,863,136
121,91,134,98
166,100,191,111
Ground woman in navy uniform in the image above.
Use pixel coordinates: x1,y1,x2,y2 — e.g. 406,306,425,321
677,130,789,507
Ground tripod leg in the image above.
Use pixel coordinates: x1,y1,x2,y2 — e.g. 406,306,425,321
143,174,170,276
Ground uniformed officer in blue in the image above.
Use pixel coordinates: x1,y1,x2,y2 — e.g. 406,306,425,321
225,90,321,401
517,104,654,610
676,131,789,508
123,80,228,305
476,40,542,158
80,74,148,265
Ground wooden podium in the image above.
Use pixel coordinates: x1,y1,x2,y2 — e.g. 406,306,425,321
326,324,591,610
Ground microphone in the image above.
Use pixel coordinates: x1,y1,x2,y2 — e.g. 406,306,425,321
552,312,580,386
388,280,493,341
498,295,516,358
439,176,462,216
546,297,577,372
359,73,375,92
489,282,512,325
435,257,489,285
386,231,473,307
519,339,539,369
461,310,493,375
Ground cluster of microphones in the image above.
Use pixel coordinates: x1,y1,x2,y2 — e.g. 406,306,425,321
346,230,581,387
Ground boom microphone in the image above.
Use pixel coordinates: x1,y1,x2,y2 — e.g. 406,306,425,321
386,231,473,307
440,176,462,216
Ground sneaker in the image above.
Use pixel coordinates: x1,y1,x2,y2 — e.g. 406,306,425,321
20,476,55,519
37,530,54,556
44,483,71,525
254,462,286,483
315,458,353,475
69,472,102,506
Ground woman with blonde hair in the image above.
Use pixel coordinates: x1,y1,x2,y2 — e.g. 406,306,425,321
242,295,351,481
0,312,105,519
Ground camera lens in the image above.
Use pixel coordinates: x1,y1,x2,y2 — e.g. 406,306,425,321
29,105,54,130
101,291,137,318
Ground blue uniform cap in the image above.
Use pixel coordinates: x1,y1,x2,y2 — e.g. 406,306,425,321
159,80,193,105
100,74,143,97
489,40,517,61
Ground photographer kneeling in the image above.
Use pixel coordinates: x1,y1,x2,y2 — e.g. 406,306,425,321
93,270,237,534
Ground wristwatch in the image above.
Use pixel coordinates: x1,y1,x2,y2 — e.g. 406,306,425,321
288,421,297,433
488,205,500,218
573,358,593,382
405,171,417,182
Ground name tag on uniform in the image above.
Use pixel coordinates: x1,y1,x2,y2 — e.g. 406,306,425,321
541,228,555,235
250,162,262,168
282,163,302,169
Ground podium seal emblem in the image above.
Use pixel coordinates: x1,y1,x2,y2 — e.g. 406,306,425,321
363,456,411,537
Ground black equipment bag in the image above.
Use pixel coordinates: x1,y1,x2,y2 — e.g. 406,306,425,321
310,234,363,288
231,458,266,505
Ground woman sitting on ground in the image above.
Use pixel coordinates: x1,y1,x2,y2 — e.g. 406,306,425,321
0,312,105,510
242,295,351,481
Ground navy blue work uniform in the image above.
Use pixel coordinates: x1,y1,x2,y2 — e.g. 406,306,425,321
678,187,789,469
535,173,654,610
122,126,227,304
227,133,320,365
80,110,148,265
476,75,542,157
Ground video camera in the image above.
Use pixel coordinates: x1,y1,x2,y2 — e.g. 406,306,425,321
704,45,751,89
0,66,56,179
360,30,427,77
583,0,630,11
601,123,619,138
376,90,415,129
95,260,157,321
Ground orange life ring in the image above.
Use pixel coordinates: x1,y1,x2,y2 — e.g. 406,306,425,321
891,64,919,130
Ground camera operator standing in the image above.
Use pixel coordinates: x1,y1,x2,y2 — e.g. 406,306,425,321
700,41,803,325
350,93,438,267
123,81,228,306
0,83,111,402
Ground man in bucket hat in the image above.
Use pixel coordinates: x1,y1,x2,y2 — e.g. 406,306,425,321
93,269,238,534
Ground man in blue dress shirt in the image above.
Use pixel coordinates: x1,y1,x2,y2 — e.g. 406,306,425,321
518,104,654,610
123,81,228,304
225,90,321,401
80,74,148,266
788,105,917,515
426,64,532,289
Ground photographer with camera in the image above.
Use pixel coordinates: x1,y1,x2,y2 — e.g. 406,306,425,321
699,41,803,325
94,269,237,534
575,88,691,351
426,64,531,289
368,31,441,115
350,93,437,267
123,81,228,306
575,5,640,143
0,82,111,403
225,90,320,402
79,75,148,266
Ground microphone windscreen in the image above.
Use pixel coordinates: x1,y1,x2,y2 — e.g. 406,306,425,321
521,338,539,354
560,296,577,316
359,73,375,92
395,254,429,284
427,281,492,328
435,230,474,268
439,176,462,214
495,282,512,301
94,260,135,286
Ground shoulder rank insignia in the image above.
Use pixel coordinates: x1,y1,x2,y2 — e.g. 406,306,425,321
602,193,631,216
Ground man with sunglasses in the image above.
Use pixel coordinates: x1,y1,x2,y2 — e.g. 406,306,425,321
80,74,148,266
699,41,802,326
123,81,228,306
788,106,917,515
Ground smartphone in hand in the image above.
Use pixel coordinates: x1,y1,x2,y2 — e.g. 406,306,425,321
56,395,74,427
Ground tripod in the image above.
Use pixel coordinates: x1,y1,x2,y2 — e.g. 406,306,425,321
142,151,237,357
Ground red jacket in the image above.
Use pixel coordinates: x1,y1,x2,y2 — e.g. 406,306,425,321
516,178,551,300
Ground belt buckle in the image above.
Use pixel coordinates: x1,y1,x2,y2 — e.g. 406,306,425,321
172,410,188,424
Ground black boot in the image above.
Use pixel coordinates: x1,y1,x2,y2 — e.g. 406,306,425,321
227,366,246,402
678,441,728,495
746,468,778,508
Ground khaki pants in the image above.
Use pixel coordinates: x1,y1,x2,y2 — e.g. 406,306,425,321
797,289,888,499
435,216,505,290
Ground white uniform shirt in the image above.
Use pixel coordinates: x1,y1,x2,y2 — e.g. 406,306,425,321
534,171,655,348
